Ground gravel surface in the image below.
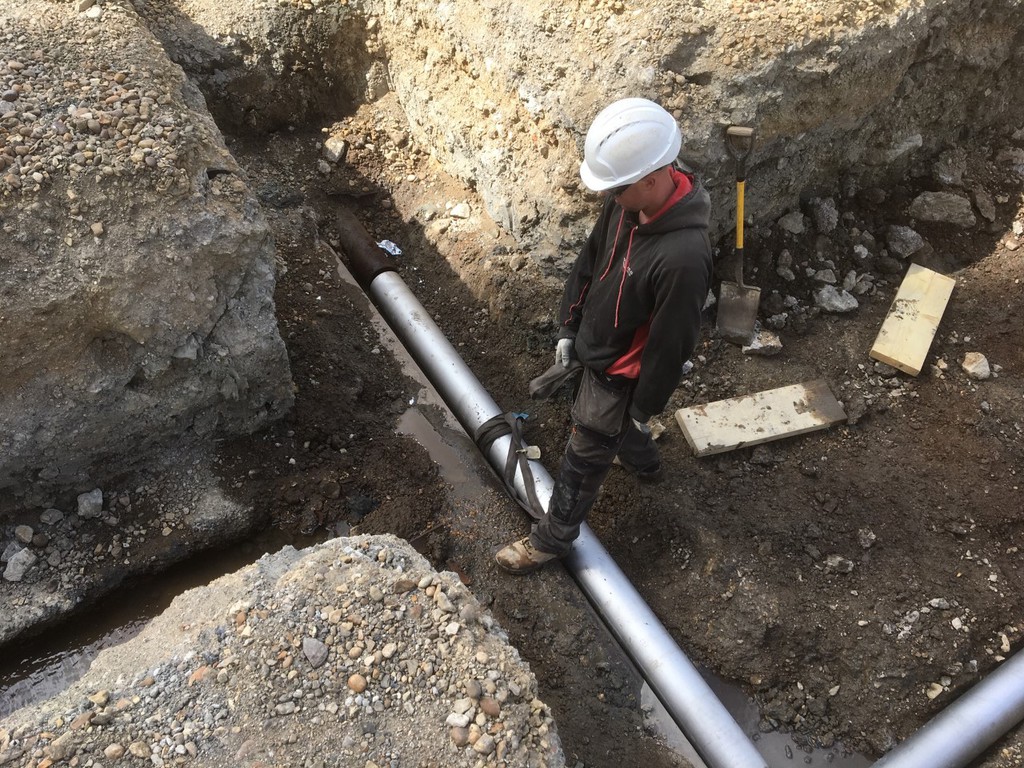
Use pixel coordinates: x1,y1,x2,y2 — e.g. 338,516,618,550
0,535,564,767
1,1,195,197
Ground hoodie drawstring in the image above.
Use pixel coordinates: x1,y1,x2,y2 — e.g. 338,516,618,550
598,211,625,281
614,228,637,328
598,210,635,328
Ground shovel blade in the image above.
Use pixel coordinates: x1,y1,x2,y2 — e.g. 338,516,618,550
716,281,761,345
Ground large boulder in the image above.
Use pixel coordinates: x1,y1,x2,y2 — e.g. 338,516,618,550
0,0,293,495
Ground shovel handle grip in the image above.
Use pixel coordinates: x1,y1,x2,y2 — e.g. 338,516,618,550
725,125,755,181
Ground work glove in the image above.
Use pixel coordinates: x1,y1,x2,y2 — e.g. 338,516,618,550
555,338,575,369
631,418,652,436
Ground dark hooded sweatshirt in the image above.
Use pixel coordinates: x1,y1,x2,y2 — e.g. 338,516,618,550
558,168,712,424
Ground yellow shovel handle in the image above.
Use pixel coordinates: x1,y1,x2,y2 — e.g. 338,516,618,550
735,180,745,251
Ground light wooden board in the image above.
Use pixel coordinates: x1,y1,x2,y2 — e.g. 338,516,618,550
675,379,847,457
870,263,955,376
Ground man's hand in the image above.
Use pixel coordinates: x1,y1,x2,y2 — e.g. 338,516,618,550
555,338,575,368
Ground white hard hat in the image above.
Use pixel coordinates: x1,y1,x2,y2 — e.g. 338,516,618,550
579,98,682,191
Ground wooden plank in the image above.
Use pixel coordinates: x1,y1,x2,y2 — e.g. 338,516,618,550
869,263,955,376
674,379,847,457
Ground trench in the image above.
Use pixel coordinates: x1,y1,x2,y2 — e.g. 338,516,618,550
5,3,1024,765
0,260,873,767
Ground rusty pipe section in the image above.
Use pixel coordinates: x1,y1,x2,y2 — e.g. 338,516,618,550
872,649,1024,768
337,209,767,768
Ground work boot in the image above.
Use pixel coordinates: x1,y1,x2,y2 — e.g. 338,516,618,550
614,456,664,483
495,537,560,575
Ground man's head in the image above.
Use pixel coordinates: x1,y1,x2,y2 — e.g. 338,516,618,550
579,98,681,193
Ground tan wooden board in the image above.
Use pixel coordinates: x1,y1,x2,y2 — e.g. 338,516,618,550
869,263,955,376
674,379,847,457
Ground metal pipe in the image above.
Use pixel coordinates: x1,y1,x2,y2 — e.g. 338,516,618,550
340,224,766,767
337,212,1024,768
872,650,1024,768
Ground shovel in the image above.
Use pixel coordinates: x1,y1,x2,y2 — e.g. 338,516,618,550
716,125,760,346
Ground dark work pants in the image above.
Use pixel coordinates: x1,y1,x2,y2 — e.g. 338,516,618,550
530,371,659,556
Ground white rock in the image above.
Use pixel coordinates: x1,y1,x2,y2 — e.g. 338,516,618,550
814,285,859,313
741,330,783,357
3,548,37,582
445,712,471,728
962,352,991,380
323,136,348,163
450,202,471,219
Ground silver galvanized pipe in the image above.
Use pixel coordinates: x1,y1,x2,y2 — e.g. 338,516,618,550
872,649,1024,768
338,213,1024,768
358,263,767,768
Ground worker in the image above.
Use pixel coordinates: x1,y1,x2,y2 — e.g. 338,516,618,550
496,97,712,574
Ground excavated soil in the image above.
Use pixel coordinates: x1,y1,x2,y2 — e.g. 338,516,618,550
212,93,1024,768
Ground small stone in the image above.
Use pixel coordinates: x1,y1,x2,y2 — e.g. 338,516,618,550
90,222,104,237
813,268,837,284
450,726,470,747
472,734,496,755
40,508,64,525
777,211,805,234
3,548,36,582
450,202,471,219
128,741,151,758
973,187,996,222
302,636,329,668
347,673,367,693
480,698,501,717
885,225,925,258
962,352,991,380
926,683,944,699
393,578,417,593
323,136,348,163
104,744,124,759
814,285,859,313
825,554,854,574
77,488,104,519
446,712,471,728
742,330,783,357
14,525,33,545
808,197,838,232
908,191,976,228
